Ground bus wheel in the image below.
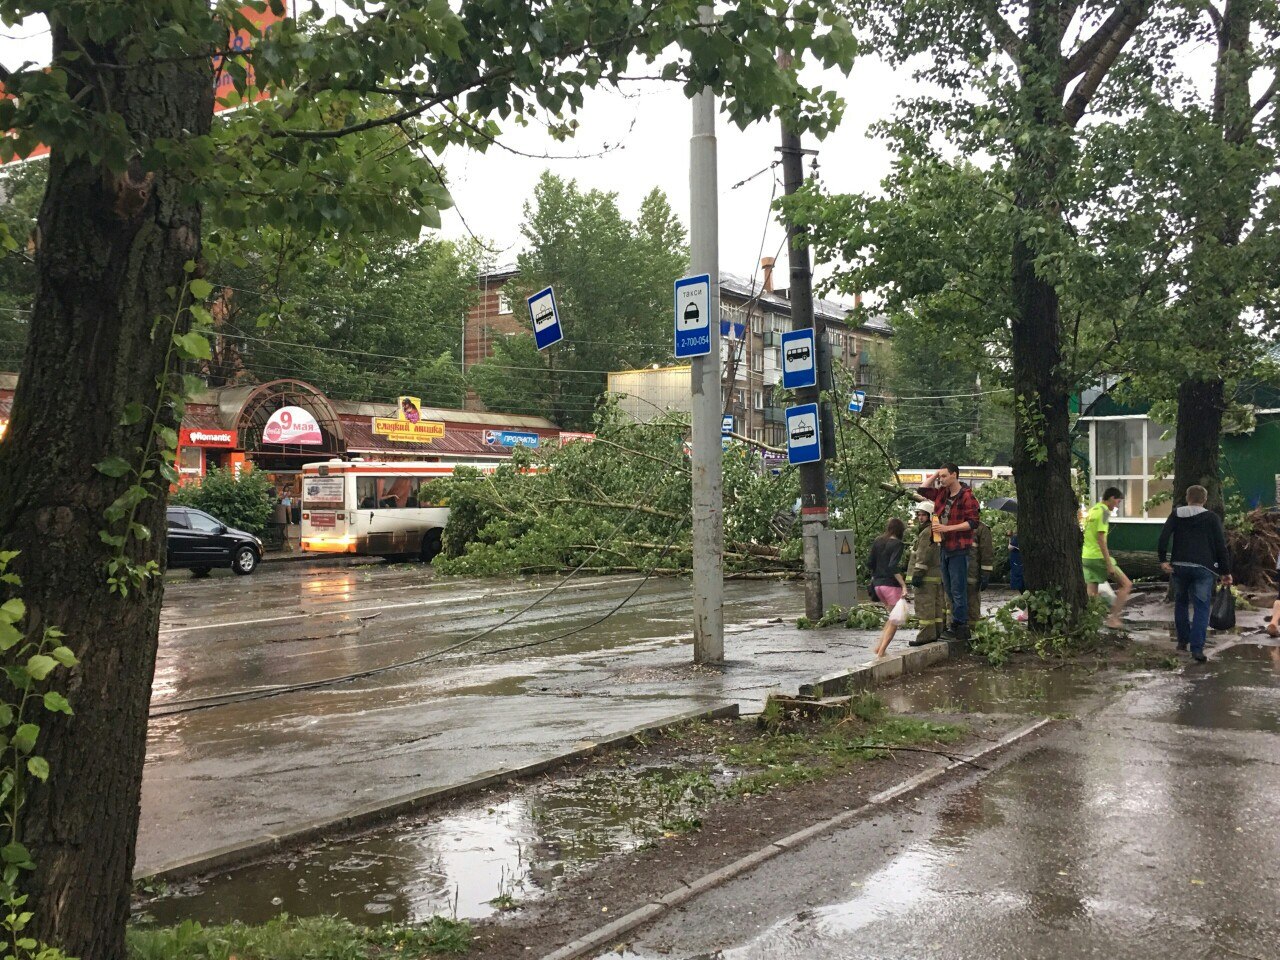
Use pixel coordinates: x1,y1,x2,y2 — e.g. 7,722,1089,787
421,529,443,563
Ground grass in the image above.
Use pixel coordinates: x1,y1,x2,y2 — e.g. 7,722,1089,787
686,695,965,800
127,915,472,960
1120,647,1182,671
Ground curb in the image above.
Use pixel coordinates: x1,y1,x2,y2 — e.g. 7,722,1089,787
540,716,1053,960
796,638,967,699
136,702,739,884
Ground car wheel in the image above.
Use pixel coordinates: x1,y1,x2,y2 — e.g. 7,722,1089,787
420,529,443,563
191,566,212,578
232,547,259,576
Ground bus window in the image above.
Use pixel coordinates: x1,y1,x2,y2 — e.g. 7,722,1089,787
380,476,419,508
358,476,423,510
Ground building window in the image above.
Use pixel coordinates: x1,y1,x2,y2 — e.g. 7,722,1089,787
752,350,763,373
753,389,763,410
751,312,763,335
1090,417,1174,519
497,289,513,315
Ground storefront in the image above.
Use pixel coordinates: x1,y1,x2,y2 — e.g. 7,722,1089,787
175,378,564,496
0,376,568,492
1079,388,1280,552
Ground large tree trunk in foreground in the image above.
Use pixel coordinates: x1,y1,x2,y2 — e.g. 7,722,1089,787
1010,234,1087,613
1007,2,1087,618
1172,377,1226,515
0,27,212,960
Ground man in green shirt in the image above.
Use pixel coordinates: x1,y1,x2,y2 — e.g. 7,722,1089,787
1082,486,1132,629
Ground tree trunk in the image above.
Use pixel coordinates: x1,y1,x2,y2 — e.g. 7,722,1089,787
1172,377,1226,515
1007,3,1087,618
0,25,212,960
1010,235,1087,614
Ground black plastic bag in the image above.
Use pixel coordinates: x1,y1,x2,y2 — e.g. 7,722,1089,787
1209,583,1236,631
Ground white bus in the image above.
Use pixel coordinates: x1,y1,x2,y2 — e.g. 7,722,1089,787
895,465,1014,492
299,459,501,560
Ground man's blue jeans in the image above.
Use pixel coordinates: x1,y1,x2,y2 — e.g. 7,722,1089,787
1172,565,1215,655
941,547,970,628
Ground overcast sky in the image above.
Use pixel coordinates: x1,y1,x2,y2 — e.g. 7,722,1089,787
436,57,911,292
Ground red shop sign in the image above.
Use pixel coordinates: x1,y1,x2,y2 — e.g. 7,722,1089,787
180,428,238,449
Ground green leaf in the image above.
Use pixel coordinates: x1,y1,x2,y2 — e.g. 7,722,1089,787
0,621,21,652
189,277,214,300
51,646,76,667
42,692,72,715
0,598,24,622
25,757,48,782
25,655,56,681
95,456,133,478
119,401,147,426
11,724,38,755
1,842,32,867
173,330,212,361
0,705,12,727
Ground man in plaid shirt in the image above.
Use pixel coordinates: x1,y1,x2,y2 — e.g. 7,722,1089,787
918,463,981,641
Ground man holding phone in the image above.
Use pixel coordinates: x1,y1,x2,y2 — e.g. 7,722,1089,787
918,464,981,641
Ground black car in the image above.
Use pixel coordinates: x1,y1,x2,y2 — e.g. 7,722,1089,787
166,507,263,576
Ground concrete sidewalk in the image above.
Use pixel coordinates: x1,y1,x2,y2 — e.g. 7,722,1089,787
141,570,910,879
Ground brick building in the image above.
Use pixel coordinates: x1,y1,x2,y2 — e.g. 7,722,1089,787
463,264,523,372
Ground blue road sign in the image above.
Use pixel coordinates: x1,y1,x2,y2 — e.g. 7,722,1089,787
527,286,564,351
848,390,867,413
674,274,712,358
484,430,540,448
720,319,746,340
785,402,822,465
722,414,734,436
780,328,817,390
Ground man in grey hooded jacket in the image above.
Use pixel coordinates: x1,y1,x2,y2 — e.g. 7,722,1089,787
1157,485,1231,663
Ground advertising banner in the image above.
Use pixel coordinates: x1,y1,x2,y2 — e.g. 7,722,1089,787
263,406,322,445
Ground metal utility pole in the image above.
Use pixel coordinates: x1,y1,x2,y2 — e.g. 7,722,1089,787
779,123,829,621
689,4,724,663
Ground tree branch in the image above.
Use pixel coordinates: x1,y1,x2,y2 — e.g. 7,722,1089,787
1063,0,1152,126
980,1,1026,63
1249,70,1278,121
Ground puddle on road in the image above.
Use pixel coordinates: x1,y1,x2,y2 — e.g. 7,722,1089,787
1121,642,1280,732
878,661,1116,716
136,764,729,928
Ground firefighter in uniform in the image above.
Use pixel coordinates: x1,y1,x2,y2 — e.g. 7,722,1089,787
908,501,945,646
967,519,995,621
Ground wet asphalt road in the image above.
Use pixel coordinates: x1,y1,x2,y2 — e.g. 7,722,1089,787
142,560,851,876
599,642,1280,960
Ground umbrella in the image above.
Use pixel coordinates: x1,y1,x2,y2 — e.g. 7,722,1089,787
984,496,1018,514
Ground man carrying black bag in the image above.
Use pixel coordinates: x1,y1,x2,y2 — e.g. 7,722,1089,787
1158,485,1232,663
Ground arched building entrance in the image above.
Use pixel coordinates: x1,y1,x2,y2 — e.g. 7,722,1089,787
221,380,345,496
